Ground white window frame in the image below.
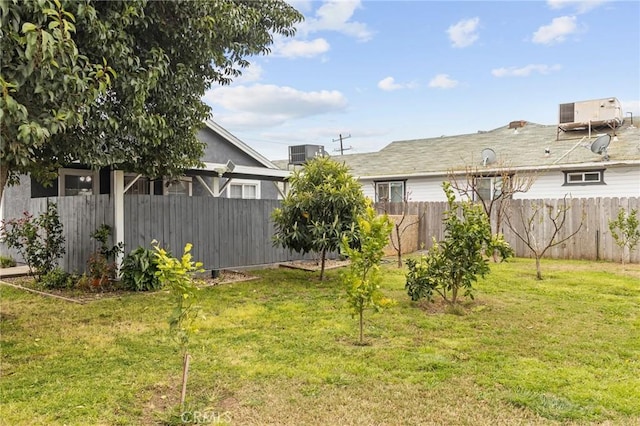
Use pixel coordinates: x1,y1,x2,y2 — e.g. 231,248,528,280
124,173,152,195
473,176,503,202
58,168,99,196
563,169,605,186
375,181,405,203
226,179,261,199
163,177,193,196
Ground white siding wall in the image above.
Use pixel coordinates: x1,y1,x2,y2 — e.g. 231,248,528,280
521,165,640,199
360,165,639,202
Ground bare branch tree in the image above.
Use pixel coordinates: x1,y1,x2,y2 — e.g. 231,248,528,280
388,193,425,268
448,163,536,261
505,196,585,280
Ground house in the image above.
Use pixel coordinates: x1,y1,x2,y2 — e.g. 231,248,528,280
1,119,290,223
0,120,298,271
329,99,639,203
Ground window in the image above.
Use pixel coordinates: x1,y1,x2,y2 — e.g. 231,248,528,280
474,176,503,201
164,177,192,196
227,180,260,199
124,174,151,195
563,169,605,186
59,169,98,196
376,181,405,203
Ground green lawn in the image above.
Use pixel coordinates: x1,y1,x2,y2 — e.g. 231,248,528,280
1,258,639,425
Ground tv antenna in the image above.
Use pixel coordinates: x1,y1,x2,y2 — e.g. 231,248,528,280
333,133,352,155
481,148,497,166
589,134,611,161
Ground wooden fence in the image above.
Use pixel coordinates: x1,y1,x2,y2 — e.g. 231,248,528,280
6,195,638,273
375,197,640,264
24,195,308,273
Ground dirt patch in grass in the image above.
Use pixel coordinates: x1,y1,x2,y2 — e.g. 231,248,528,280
279,259,350,271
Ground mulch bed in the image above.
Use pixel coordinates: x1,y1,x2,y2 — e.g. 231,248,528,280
278,259,350,271
0,270,257,304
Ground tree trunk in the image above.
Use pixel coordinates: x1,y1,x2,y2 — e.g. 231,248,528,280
359,309,364,344
396,224,402,268
319,248,327,281
535,256,543,280
0,163,9,209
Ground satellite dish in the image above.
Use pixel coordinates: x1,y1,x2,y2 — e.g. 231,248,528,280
590,134,611,160
481,148,497,166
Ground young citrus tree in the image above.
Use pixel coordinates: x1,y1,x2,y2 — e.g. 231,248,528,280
609,207,640,264
341,206,394,344
406,182,512,305
272,156,367,280
153,242,203,408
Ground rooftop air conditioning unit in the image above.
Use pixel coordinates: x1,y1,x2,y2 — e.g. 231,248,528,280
288,144,326,165
559,97,623,130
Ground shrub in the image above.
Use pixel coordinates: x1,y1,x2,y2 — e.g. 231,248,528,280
609,207,640,264
0,256,17,268
121,247,162,291
40,267,74,290
0,203,65,281
405,182,512,305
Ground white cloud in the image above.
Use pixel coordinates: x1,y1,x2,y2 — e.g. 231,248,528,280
428,74,459,89
377,76,417,91
203,84,348,127
230,63,263,85
547,0,609,13
447,17,480,48
275,38,330,58
491,64,562,77
301,0,373,42
532,16,578,44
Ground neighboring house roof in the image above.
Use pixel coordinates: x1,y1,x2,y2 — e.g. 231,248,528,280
203,119,279,169
333,120,640,179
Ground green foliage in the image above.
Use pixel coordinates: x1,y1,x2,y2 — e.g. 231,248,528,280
608,208,640,264
340,206,394,344
39,267,74,290
405,182,513,305
0,0,303,201
0,0,115,194
0,202,65,281
90,224,123,262
272,156,368,280
86,224,121,288
0,255,16,268
121,246,162,292
153,242,204,351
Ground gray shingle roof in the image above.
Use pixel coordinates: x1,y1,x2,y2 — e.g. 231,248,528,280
331,120,640,178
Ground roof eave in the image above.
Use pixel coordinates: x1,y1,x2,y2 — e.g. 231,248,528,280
355,159,640,180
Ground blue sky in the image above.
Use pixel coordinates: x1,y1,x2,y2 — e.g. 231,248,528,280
203,0,640,161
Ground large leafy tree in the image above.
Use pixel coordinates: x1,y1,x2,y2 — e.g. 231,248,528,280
1,0,303,201
272,156,368,281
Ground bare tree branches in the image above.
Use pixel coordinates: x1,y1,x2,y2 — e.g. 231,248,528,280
505,196,585,279
448,163,536,236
